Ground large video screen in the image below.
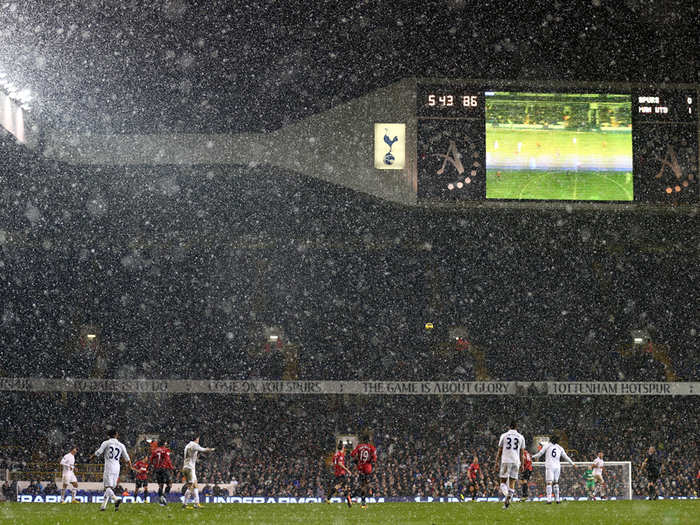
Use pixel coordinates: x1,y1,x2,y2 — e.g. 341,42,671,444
416,83,698,204
484,92,633,201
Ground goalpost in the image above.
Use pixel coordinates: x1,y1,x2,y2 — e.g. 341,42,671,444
531,462,633,500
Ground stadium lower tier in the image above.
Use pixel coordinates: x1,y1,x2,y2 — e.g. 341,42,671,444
1,394,697,499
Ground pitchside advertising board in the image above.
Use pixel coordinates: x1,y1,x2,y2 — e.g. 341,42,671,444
382,81,698,204
24,495,698,503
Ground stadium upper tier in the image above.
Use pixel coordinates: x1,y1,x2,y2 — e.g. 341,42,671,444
0,134,697,382
5,78,698,208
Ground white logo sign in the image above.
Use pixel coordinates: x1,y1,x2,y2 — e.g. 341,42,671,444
374,123,405,170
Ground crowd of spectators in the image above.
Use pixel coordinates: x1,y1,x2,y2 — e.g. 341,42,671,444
0,110,697,504
1,393,697,499
0,134,697,384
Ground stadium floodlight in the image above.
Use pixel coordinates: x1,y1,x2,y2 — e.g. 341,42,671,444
16,88,31,103
630,329,650,345
448,326,468,340
0,77,33,107
79,324,101,348
264,325,284,343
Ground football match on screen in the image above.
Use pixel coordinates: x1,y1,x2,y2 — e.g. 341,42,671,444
0,2,697,525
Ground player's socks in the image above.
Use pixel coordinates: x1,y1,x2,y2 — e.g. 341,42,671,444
554,484,560,502
183,488,192,505
101,488,113,510
546,485,552,503
500,483,509,498
522,483,528,499
71,488,77,501
194,487,200,505
61,489,66,502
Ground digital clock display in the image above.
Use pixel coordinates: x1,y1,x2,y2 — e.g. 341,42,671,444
426,94,478,108
417,85,484,119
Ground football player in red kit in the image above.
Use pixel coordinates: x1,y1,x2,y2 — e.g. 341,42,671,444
520,448,533,501
132,455,150,500
466,455,484,501
148,439,175,506
351,433,377,509
324,441,352,507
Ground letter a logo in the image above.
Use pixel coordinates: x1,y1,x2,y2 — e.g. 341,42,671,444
655,145,683,181
435,140,465,175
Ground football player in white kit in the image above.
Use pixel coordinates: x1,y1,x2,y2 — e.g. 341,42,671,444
91,430,133,512
59,446,79,503
531,435,576,503
592,451,606,499
181,434,215,509
495,420,526,509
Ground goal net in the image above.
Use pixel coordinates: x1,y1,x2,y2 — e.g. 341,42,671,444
531,462,632,500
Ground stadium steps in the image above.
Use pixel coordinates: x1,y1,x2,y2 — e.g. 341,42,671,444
649,343,678,382
468,345,490,380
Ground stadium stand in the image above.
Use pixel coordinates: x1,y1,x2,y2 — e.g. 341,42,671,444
0,129,697,501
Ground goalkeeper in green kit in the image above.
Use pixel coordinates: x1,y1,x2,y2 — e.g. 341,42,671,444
584,467,595,499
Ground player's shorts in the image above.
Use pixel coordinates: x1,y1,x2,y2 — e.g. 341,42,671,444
647,471,659,483
103,469,120,489
499,462,519,480
62,472,78,485
183,466,197,485
545,466,561,483
324,471,348,487
586,481,596,490
358,470,374,485
521,469,532,481
593,473,604,484
154,468,172,485
135,479,148,489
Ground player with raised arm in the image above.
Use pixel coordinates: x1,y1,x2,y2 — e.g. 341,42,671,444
351,433,377,510
59,446,79,504
495,421,525,509
149,439,175,506
519,448,533,501
132,455,149,501
91,430,133,512
592,451,607,499
640,446,661,500
181,434,215,510
324,441,353,507
531,435,575,504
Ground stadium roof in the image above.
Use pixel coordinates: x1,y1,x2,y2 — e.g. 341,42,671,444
0,1,697,135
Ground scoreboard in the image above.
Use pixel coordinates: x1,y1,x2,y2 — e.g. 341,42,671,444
415,82,698,204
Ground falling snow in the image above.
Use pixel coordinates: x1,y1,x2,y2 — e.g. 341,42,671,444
0,0,697,519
